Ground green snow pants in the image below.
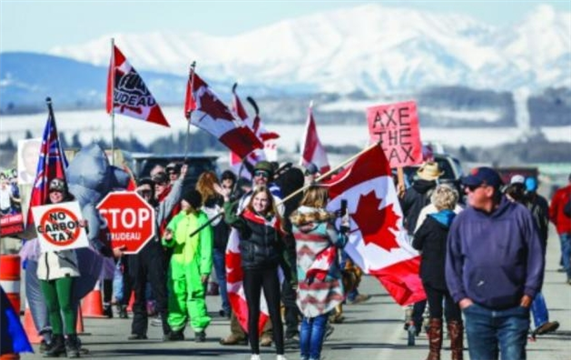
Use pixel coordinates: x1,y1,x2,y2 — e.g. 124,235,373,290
167,259,211,332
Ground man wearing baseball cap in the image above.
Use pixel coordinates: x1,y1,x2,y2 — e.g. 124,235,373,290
446,167,544,360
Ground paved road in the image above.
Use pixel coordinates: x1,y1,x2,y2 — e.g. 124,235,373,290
21,227,571,360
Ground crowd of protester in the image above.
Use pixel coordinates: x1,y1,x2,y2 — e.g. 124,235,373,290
10,155,571,360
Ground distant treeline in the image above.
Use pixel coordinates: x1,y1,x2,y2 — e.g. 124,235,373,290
0,129,226,169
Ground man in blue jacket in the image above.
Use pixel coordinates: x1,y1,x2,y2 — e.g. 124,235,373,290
446,167,544,360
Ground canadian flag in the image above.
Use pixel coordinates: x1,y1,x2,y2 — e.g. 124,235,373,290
300,103,330,174
226,221,272,334
324,145,426,306
229,87,280,176
106,44,170,127
185,72,263,159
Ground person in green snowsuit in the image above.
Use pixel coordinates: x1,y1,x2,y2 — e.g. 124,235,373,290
162,189,213,342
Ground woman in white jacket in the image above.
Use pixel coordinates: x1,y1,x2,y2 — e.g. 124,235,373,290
38,178,82,358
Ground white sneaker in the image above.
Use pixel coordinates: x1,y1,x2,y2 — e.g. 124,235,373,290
250,355,261,360
276,355,288,360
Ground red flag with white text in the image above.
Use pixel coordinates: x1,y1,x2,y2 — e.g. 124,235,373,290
26,108,69,226
301,104,330,174
106,45,170,127
324,145,425,306
188,72,262,159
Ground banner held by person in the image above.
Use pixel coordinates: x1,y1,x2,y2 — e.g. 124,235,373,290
32,201,89,252
324,144,426,306
367,101,422,168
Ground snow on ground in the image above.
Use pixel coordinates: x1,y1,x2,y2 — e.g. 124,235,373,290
1,107,569,154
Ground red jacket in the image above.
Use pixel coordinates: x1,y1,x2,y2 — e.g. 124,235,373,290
549,184,571,235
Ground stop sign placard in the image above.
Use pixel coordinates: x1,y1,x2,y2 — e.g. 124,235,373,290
97,192,155,254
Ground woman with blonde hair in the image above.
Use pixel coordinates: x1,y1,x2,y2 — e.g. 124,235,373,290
224,185,290,360
413,184,463,360
290,185,347,360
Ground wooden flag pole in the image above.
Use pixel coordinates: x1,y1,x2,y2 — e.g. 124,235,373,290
183,61,197,164
110,38,116,166
397,167,406,198
278,141,381,207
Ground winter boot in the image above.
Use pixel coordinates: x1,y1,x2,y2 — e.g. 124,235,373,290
43,334,66,358
194,330,206,342
425,318,443,360
448,320,464,360
119,305,128,319
65,334,80,358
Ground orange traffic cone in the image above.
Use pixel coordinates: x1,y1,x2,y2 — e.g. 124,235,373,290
81,281,105,318
22,302,42,344
0,354,20,359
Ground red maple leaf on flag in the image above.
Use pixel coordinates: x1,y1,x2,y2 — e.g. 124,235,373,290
350,190,401,251
198,92,235,121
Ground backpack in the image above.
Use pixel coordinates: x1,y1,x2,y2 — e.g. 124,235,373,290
564,197,571,218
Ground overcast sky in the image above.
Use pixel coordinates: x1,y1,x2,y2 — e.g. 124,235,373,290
1,0,570,52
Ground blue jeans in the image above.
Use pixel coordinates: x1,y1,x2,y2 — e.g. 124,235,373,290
530,292,549,328
213,249,230,314
559,233,571,279
463,303,530,360
113,260,124,302
300,314,328,360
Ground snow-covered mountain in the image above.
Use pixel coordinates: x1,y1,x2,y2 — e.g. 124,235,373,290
48,3,571,95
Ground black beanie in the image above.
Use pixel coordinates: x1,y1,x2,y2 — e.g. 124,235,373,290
182,189,202,209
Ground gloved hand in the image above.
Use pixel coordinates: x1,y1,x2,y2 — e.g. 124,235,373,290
99,245,113,258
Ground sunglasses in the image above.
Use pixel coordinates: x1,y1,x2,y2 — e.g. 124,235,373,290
465,184,485,192
137,189,152,196
254,171,269,179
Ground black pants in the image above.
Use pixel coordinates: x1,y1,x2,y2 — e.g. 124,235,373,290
120,256,132,306
129,241,170,336
412,300,427,328
424,283,462,322
243,266,284,355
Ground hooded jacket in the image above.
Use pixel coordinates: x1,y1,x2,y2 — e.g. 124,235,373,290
445,197,545,309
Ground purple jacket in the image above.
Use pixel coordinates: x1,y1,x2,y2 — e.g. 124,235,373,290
445,197,544,309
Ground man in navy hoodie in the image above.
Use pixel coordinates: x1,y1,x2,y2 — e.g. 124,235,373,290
446,167,544,360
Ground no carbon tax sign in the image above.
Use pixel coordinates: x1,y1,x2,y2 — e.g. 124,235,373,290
32,201,89,252
97,191,155,254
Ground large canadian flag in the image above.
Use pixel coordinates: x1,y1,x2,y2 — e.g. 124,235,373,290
300,103,330,174
324,145,426,306
184,72,263,159
106,45,170,127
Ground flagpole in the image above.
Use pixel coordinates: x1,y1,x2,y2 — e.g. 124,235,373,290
184,61,196,163
110,38,116,166
278,141,381,206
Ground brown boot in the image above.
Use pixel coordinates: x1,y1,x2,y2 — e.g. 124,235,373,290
448,320,464,360
426,318,442,360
